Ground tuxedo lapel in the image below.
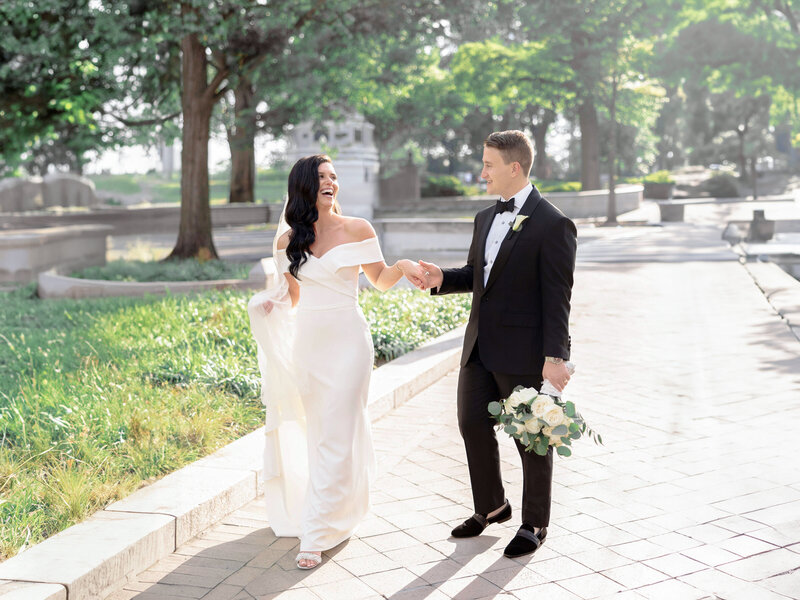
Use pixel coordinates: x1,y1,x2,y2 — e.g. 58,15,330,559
476,209,494,292
484,187,543,293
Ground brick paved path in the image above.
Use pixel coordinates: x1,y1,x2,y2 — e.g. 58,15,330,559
108,223,800,600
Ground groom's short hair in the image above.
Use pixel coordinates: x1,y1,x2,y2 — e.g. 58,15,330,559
484,130,533,176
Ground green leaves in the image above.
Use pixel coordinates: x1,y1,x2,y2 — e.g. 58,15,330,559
487,401,503,416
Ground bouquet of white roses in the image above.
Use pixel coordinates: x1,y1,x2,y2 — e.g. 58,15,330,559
488,382,601,457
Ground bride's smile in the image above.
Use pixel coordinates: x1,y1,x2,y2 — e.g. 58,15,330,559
317,162,339,209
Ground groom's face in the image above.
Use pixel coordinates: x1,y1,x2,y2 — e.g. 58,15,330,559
481,146,516,198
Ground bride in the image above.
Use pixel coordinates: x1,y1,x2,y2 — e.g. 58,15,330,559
248,154,424,569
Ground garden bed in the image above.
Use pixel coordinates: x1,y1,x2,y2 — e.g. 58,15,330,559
0,285,470,560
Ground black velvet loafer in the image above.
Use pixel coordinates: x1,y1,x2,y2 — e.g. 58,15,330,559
451,500,512,538
503,525,547,558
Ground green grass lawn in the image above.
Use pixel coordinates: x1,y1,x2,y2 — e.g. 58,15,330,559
90,169,289,205
0,285,470,560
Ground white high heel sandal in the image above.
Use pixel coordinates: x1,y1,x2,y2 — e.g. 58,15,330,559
296,551,322,570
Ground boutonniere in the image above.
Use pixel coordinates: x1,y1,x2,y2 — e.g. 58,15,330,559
509,215,529,238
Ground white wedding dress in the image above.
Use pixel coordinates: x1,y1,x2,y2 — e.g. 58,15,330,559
247,237,382,551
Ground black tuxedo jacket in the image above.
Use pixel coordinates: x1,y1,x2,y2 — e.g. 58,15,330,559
433,186,577,375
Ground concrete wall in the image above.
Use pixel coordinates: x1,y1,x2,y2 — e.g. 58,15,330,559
374,218,475,257
0,177,45,212
2,203,274,235
546,185,642,218
41,173,99,208
0,224,111,284
0,174,99,213
376,185,642,220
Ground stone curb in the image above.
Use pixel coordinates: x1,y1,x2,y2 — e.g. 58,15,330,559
743,260,800,341
36,272,266,299
0,325,466,600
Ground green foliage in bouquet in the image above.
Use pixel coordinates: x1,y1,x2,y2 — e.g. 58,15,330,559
488,386,602,457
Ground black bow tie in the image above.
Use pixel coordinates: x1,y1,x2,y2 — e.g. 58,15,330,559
495,198,515,215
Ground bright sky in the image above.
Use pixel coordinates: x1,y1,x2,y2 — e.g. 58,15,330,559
85,136,286,175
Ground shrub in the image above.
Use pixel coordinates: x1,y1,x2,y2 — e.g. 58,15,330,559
360,288,472,363
536,180,582,193
70,259,251,282
421,174,479,197
642,170,675,184
701,173,740,198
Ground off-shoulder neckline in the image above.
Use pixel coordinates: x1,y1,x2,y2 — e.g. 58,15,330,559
275,236,377,260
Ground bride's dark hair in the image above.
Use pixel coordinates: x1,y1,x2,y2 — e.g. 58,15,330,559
285,154,341,278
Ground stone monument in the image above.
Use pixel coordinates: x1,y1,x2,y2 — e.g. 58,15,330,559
286,114,380,219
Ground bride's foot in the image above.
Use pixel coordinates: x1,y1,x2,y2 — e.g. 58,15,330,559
296,551,322,569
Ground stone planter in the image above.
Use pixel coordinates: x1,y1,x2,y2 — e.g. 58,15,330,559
643,182,675,200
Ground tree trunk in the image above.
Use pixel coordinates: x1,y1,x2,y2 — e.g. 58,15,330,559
736,128,747,182
578,97,601,190
604,76,619,226
167,32,219,260
228,76,256,204
532,109,556,181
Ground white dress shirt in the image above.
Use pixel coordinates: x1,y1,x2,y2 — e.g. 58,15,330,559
483,182,532,286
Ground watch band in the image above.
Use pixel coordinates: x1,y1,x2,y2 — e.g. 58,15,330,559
545,356,564,364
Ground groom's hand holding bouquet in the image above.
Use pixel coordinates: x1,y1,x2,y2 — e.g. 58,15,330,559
488,365,601,457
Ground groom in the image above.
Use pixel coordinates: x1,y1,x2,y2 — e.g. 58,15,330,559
418,130,577,558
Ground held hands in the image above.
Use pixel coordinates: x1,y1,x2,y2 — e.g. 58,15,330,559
416,260,443,291
394,259,428,289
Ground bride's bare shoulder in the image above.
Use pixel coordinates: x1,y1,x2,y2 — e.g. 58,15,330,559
343,217,376,242
276,230,291,250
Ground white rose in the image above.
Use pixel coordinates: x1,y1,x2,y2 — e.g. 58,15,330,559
531,396,552,419
506,390,527,410
543,405,565,427
524,418,542,434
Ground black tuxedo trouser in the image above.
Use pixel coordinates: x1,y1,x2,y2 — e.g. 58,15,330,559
457,346,553,527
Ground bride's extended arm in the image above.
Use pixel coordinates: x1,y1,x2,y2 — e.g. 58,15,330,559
352,220,426,291
362,258,425,292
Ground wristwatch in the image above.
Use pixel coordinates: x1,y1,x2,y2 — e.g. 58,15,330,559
545,356,564,365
